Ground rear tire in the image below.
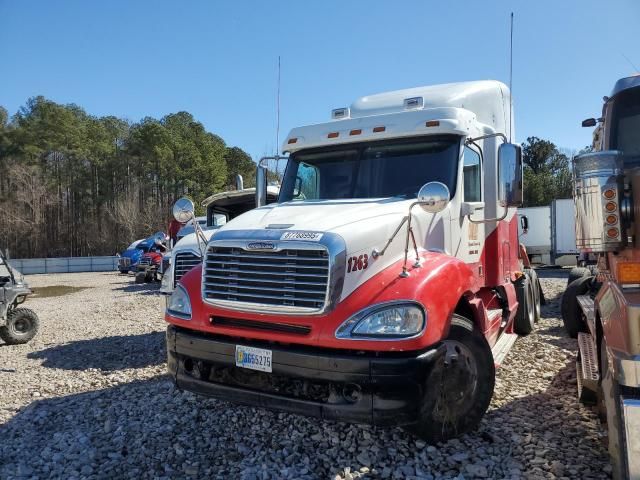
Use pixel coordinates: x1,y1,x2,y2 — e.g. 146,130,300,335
119,269,129,274
0,308,39,345
561,276,591,338
135,272,146,284
514,276,535,335
406,315,495,443
567,267,590,287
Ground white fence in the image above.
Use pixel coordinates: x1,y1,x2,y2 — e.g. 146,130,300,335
8,256,119,275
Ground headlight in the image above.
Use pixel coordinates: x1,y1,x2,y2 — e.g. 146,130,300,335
335,302,425,339
160,265,174,295
166,285,191,319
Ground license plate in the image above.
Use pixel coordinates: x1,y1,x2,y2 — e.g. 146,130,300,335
235,345,272,373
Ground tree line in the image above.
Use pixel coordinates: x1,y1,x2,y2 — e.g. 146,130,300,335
0,97,257,258
0,96,578,259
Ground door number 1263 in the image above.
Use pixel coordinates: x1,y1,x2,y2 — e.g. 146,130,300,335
347,254,368,273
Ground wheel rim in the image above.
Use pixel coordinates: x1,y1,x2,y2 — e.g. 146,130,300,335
432,339,479,424
12,317,32,335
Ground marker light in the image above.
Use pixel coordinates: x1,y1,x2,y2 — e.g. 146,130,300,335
603,189,616,199
425,120,440,127
327,132,339,139
287,138,298,144
605,202,617,212
373,126,386,133
607,227,619,238
618,262,640,284
606,214,618,225
349,129,362,136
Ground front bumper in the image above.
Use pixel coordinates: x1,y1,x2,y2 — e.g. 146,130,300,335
166,325,444,426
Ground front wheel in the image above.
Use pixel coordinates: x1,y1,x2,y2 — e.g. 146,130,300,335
406,315,495,443
0,308,40,345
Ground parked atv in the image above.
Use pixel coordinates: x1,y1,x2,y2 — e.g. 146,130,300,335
135,233,168,284
0,249,39,345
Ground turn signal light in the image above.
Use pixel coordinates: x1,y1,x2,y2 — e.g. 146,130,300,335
327,132,339,139
605,202,617,212
618,262,640,284
607,227,619,238
606,214,618,225
604,189,616,199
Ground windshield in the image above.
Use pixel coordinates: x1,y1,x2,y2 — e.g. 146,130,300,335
280,135,460,201
610,86,640,158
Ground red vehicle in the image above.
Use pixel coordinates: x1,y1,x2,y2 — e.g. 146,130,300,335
135,232,167,283
164,81,540,442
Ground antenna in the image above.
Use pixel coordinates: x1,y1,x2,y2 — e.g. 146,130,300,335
509,12,514,142
276,56,281,156
621,52,639,74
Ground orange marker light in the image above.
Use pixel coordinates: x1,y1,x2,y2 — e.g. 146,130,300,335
605,202,617,212
603,189,616,199
425,120,440,127
349,129,362,136
327,132,339,139
618,262,640,284
373,126,386,133
287,138,298,144
606,214,618,225
607,227,619,238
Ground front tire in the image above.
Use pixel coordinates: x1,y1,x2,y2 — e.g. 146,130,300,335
0,308,40,345
406,315,495,443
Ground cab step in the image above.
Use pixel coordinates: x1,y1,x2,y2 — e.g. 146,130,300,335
492,333,518,367
577,331,599,405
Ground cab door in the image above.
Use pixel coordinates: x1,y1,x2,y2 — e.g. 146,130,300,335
455,145,485,283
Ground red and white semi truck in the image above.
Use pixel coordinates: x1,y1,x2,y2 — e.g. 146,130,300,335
562,75,640,479
164,80,539,442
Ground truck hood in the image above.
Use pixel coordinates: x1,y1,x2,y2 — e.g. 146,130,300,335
216,198,444,300
222,198,411,235
172,228,219,257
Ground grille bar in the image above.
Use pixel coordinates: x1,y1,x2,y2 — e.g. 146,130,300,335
205,260,328,270
203,245,330,311
204,267,324,278
205,274,327,287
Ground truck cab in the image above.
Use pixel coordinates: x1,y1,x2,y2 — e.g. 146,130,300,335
563,75,640,480
164,80,535,442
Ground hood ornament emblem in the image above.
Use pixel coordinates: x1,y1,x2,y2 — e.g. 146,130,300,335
246,241,276,251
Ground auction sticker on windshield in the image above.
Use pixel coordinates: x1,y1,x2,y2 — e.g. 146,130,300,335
280,231,323,241
235,345,273,373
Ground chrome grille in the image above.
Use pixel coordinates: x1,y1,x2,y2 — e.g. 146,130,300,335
174,252,202,286
138,257,151,266
203,246,329,311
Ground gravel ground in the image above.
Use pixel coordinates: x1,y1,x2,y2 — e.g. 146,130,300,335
0,271,611,479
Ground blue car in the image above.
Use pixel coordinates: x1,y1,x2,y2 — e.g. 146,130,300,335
117,238,154,274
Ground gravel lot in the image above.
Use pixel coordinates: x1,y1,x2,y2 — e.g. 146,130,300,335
0,271,611,479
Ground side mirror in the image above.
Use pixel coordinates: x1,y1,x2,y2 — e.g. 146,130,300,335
582,118,597,128
173,197,195,223
417,182,450,213
498,143,523,208
256,166,267,207
520,214,529,233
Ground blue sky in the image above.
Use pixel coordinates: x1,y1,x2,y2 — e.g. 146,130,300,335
1,0,638,160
